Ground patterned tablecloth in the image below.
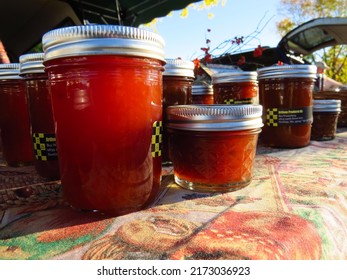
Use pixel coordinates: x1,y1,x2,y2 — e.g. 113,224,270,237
0,129,346,260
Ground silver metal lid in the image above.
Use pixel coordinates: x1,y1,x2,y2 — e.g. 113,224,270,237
166,104,263,131
42,25,165,62
313,99,341,112
257,64,317,79
163,58,195,77
19,53,45,75
212,71,257,83
0,63,22,79
192,84,213,95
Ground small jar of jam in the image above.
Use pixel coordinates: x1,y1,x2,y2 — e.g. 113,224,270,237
166,104,263,192
20,53,60,180
162,58,195,164
0,63,34,166
311,99,341,141
257,65,317,148
192,84,214,104
42,25,165,215
212,71,258,105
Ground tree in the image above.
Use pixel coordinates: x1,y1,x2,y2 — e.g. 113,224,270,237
277,0,347,84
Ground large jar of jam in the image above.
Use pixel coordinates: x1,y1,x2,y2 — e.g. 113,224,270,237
167,104,263,192
311,99,341,141
162,58,195,164
192,84,214,104
257,65,317,148
212,71,258,105
42,25,165,215
0,63,34,166
19,53,60,180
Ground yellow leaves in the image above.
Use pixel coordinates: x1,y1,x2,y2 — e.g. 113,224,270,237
180,7,189,18
207,13,215,19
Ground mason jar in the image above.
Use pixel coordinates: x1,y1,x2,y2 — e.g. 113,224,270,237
258,64,317,148
20,53,60,180
0,63,34,166
192,84,214,104
167,104,263,192
212,71,258,105
311,99,341,141
162,58,195,164
42,25,165,215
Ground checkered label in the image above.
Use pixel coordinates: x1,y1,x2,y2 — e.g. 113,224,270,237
223,98,253,105
266,107,312,127
151,121,162,158
266,108,279,127
32,133,58,161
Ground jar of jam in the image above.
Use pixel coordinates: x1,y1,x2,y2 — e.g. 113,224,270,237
257,65,317,148
19,53,60,180
212,71,258,105
162,58,195,164
192,84,214,104
42,25,165,215
167,104,263,192
311,99,341,141
0,63,34,166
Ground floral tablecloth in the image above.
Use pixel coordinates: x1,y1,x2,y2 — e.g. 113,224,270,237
1,129,346,260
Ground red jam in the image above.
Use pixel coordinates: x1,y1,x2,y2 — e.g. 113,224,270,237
0,64,34,166
311,99,341,141
167,105,263,192
43,25,165,215
192,84,214,104
162,59,194,164
20,53,60,180
258,65,317,148
212,71,258,105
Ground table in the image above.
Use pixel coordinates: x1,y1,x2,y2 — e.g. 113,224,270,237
1,129,347,260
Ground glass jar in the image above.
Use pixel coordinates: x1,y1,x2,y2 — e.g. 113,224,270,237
19,53,60,180
212,71,258,105
311,99,341,141
167,104,263,192
0,63,34,166
257,65,317,148
42,25,165,215
192,84,214,104
162,58,195,164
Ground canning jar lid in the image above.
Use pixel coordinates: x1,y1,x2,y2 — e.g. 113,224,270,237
163,58,195,78
0,63,22,79
166,104,263,131
313,99,341,112
19,53,45,75
42,25,165,62
192,84,213,95
212,71,257,83
257,64,317,79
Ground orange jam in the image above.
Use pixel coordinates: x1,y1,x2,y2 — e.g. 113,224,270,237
0,63,34,166
20,53,60,180
167,105,263,192
43,25,165,215
212,71,258,105
162,58,194,164
311,99,341,141
192,84,214,104
257,65,317,148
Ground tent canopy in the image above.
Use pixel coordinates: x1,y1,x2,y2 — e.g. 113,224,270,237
0,0,201,61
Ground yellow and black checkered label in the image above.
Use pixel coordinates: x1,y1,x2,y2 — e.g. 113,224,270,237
266,108,278,127
223,98,252,105
151,121,162,158
223,98,234,104
32,133,58,161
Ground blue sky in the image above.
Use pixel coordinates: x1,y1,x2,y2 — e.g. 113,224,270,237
142,0,283,60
